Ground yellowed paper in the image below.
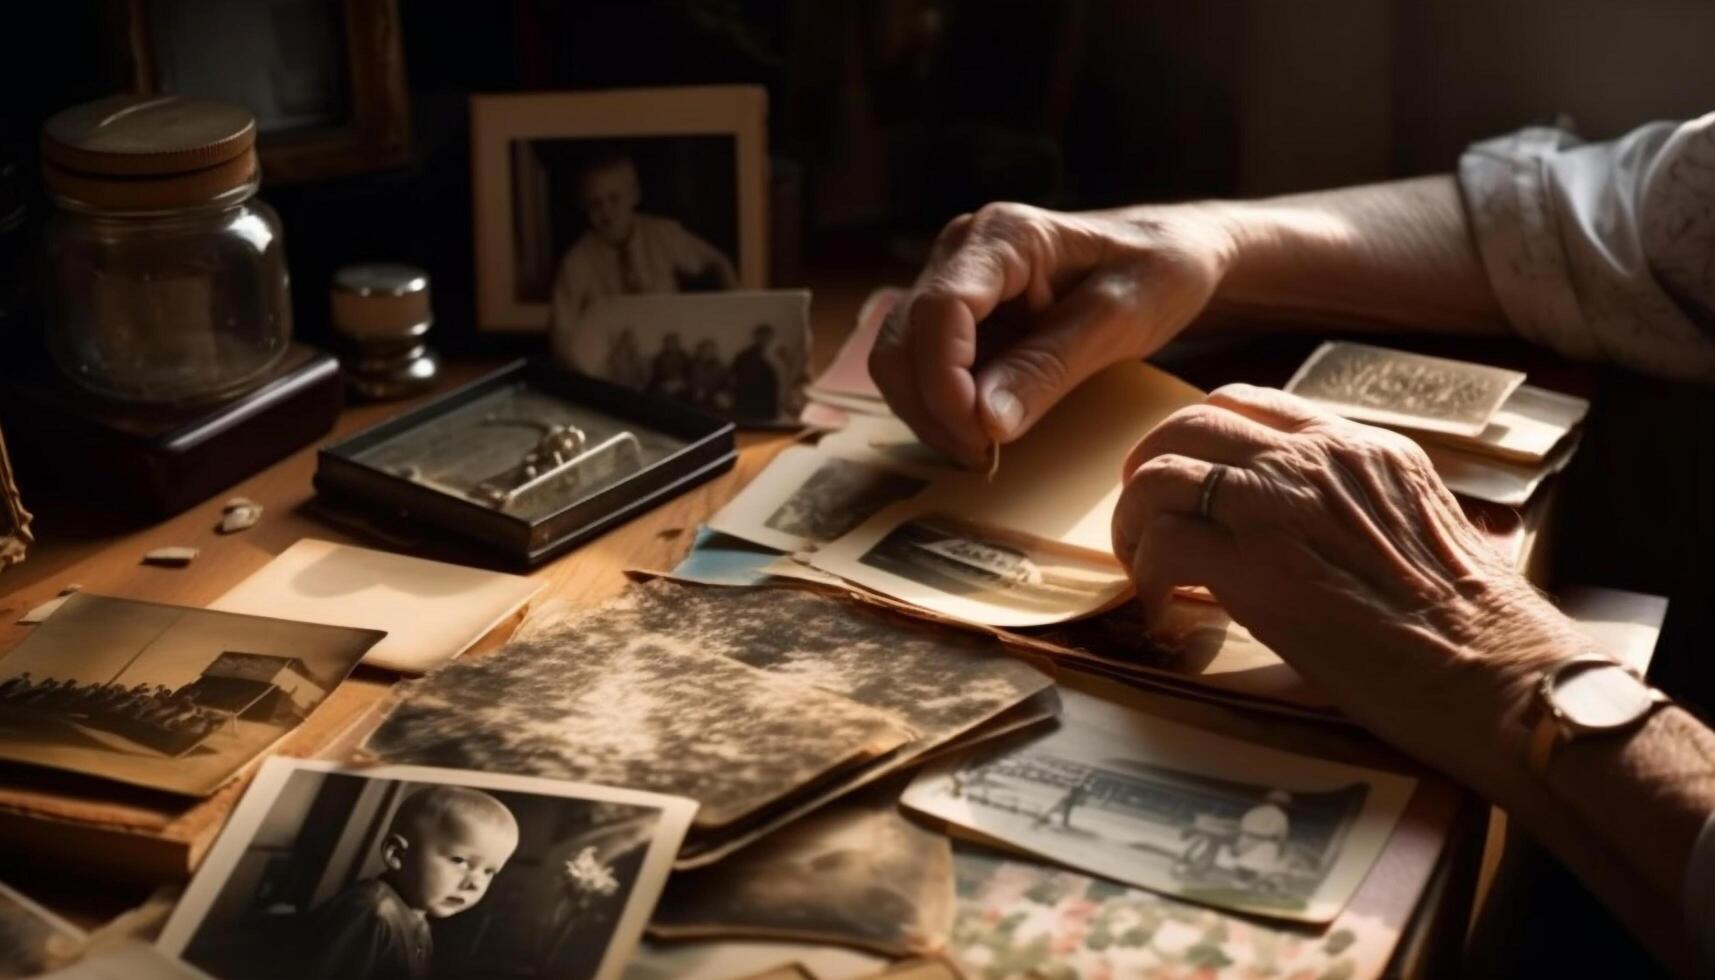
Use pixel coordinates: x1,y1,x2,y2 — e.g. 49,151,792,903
1418,383,1588,464
810,361,1202,626
902,687,1416,924
208,539,543,674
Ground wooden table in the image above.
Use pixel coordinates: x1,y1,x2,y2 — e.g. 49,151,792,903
0,272,888,925
0,271,1502,974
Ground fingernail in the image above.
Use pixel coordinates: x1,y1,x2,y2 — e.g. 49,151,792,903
987,387,1024,436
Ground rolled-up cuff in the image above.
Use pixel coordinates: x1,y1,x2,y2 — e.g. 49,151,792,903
1458,127,1598,360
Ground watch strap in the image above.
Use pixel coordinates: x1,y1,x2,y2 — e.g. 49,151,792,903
1526,709,1562,776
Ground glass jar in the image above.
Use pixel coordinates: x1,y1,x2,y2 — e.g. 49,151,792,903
39,95,291,406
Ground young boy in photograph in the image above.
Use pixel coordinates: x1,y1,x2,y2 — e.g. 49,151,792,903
295,785,520,980
550,150,738,331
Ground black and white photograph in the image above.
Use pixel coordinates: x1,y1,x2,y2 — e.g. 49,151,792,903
619,580,1053,753
0,594,382,796
363,587,912,832
708,446,929,553
471,88,768,332
553,290,812,426
1284,341,1526,437
831,513,1131,627
527,137,739,318
651,780,954,956
157,759,694,980
0,880,82,978
902,689,1415,923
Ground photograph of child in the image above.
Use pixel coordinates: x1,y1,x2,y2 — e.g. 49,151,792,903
549,148,739,332
292,785,517,980
470,87,766,333
162,760,694,980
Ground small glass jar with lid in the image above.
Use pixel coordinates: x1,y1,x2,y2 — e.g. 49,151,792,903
39,94,291,405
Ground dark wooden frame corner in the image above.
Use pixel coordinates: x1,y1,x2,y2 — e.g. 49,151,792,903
117,0,413,185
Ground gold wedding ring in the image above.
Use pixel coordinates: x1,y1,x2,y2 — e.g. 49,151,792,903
1197,464,1228,521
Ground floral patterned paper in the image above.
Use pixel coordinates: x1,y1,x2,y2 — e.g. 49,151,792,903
948,846,1395,980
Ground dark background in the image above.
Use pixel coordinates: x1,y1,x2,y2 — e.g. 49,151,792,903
7,1,1713,356
512,134,739,302
3,3,1714,975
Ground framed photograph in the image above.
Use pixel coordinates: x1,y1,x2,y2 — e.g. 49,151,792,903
0,593,382,796
551,290,811,427
114,0,413,184
157,759,695,980
471,87,769,332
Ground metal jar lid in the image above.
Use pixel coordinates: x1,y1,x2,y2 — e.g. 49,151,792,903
41,94,259,210
330,264,433,340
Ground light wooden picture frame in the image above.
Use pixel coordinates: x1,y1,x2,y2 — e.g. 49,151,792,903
470,86,770,333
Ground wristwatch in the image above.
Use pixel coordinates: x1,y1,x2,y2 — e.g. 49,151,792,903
1525,654,1670,775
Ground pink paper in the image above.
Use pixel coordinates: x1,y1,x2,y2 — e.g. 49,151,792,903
810,287,903,401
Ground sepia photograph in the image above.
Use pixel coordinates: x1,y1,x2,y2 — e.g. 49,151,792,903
0,879,82,978
1284,341,1526,437
708,446,928,553
526,136,739,315
0,594,382,796
826,512,1131,627
471,87,768,332
158,759,693,980
620,580,1053,754
903,689,1415,923
554,290,812,427
363,588,911,832
651,780,953,955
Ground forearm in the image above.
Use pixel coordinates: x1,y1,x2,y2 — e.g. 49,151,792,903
1444,626,1715,979
1171,175,1513,336
1499,704,1715,973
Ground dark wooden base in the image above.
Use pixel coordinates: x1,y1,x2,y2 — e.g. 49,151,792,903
0,344,343,518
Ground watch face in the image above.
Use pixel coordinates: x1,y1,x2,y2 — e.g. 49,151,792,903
1554,662,1654,729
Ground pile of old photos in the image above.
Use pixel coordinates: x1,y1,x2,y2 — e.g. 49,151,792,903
0,319,1589,980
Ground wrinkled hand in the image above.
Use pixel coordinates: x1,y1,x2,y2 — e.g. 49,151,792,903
870,202,1235,467
1112,384,1585,798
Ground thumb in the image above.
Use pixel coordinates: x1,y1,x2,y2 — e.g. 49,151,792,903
972,273,1143,442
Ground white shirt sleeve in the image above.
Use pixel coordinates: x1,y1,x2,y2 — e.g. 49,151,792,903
1458,113,1715,383
1687,813,1715,973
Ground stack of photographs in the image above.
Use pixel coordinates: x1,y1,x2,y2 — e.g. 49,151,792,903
363,579,1055,864
1284,341,1589,507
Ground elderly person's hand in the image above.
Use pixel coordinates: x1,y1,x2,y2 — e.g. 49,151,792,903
869,202,1235,467
1112,383,1587,802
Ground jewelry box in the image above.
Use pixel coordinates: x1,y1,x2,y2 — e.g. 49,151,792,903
315,360,736,565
